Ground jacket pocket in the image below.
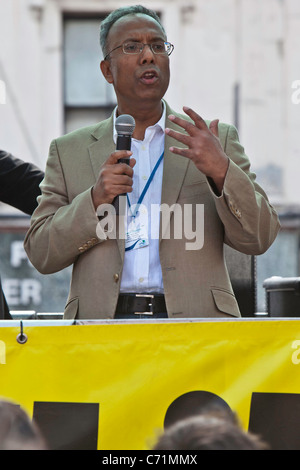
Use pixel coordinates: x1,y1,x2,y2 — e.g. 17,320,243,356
211,288,240,317
64,297,79,320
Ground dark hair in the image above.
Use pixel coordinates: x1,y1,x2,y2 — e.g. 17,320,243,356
0,400,47,450
152,413,269,451
100,5,165,56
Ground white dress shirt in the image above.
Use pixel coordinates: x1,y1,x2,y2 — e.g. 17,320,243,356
113,104,165,294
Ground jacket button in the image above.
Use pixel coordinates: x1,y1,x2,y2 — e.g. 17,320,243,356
113,273,119,282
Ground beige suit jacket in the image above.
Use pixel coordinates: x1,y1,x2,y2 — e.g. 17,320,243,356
24,102,280,319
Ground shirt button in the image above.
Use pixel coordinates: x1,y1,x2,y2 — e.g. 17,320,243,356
142,175,147,180
138,277,144,283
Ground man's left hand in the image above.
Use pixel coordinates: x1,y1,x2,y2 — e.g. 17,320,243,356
165,106,229,194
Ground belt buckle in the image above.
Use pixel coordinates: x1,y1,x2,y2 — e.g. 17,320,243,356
134,294,154,315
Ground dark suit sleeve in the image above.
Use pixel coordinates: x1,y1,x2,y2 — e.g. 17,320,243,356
0,150,44,215
0,276,10,319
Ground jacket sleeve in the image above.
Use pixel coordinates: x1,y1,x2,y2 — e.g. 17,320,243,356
24,140,105,274
212,124,281,254
0,150,44,215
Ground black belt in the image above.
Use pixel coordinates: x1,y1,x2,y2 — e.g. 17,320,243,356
116,293,167,315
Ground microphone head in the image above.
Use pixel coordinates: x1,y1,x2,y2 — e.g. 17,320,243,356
115,114,135,136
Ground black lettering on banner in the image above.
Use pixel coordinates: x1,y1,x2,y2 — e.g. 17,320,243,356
248,392,300,450
29,391,300,450
163,390,233,428
32,401,99,450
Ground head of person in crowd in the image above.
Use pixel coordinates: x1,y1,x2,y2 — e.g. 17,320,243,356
152,410,269,450
0,400,47,450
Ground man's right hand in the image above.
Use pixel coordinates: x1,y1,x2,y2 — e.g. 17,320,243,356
92,150,135,209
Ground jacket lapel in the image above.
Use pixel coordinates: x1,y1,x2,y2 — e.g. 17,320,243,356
160,106,190,241
88,115,115,180
88,114,125,260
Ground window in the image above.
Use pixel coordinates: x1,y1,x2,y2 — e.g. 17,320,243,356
63,16,116,134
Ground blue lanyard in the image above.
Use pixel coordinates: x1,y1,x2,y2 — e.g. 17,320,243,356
126,150,164,218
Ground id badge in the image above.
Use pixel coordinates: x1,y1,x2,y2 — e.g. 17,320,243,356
125,214,149,251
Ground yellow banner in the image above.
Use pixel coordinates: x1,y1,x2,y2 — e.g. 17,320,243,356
1,319,300,450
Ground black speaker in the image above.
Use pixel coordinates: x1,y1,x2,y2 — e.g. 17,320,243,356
263,276,300,317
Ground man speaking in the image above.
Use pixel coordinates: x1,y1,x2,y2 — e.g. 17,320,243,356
24,5,280,320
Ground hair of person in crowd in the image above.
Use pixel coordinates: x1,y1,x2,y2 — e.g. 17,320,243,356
0,399,47,450
152,410,269,450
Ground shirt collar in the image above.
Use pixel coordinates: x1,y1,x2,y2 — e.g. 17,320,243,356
113,101,166,144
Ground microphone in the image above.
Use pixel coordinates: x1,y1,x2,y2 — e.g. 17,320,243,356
115,114,135,159
113,114,135,214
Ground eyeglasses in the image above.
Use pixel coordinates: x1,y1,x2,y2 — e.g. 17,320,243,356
104,41,174,60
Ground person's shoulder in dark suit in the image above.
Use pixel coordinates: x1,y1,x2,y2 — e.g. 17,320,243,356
0,150,44,215
0,150,44,319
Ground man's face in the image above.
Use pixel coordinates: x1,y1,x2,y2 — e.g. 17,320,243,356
101,14,171,111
